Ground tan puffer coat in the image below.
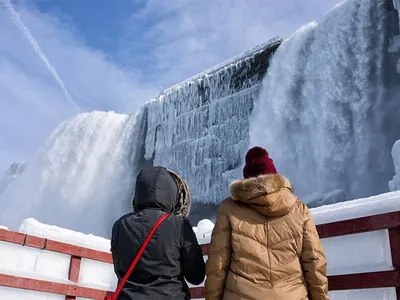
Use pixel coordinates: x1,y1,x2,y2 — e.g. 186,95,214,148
205,174,328,300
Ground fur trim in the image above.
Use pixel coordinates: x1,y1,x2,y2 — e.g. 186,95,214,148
230,174,293,201
167,169,191,217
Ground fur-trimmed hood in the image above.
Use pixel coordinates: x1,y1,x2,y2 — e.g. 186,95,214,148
167,169,191,217
229,174,297,217
131,167,191,217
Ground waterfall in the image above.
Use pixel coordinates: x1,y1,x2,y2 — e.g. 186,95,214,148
250,0,400,199
2,0,400,235
0,111,146,237
144,42,279,204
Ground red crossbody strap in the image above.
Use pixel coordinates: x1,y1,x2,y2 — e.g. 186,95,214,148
108,213,170,300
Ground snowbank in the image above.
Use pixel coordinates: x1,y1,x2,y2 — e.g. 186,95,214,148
1,191,400,299
19,218,111,252
310,190,400,224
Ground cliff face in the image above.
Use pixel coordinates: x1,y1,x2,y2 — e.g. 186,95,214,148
143,38,281,205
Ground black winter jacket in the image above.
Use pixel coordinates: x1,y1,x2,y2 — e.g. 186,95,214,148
111,167,205,300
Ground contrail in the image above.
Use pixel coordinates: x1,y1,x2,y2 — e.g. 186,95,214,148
1,0,81,112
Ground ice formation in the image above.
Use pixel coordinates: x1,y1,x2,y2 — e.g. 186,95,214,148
144,39,281,204
1,0,400,236
250,0,400,199
389,140,400,191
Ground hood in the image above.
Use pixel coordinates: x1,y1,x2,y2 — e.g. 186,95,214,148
132,166,191,217
229,174,297,217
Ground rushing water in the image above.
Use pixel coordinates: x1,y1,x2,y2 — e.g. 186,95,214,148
0,111,146,236
250,0,400,199
1,0,400,236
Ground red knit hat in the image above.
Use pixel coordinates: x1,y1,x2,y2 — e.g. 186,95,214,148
243,146,277,178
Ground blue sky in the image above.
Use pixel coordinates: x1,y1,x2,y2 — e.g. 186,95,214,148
0,0,342,173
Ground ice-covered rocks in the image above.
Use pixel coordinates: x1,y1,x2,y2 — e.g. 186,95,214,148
303,190,347,208
389,140,400,191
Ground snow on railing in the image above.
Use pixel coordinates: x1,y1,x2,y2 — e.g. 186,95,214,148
0,210,399,299
154,36,283,99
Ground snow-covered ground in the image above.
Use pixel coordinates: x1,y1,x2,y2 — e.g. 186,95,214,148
0,190,399,299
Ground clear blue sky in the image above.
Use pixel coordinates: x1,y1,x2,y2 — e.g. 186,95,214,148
0,0,342,173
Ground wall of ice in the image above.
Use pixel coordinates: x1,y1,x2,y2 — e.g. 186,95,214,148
2,0,400,237
250,0,400,199
1,191,399,300
0,40,281,236
143,40,281,203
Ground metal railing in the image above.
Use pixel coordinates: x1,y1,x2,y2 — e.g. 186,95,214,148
0,210,399,299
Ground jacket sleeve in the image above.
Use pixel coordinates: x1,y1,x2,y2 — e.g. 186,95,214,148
110,220,119,253
205,200,232,300
300,206,329,300
110,220,121,279
181,218,206,285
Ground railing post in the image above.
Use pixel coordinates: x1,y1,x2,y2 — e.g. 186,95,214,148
389,227,400,300
65,255,81,300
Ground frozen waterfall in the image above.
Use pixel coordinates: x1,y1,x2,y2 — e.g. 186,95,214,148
1,0,400,236
0,111,146,237
250,0,400,199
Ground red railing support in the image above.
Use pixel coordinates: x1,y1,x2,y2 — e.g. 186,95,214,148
0,210,399,299
66,256,81,299
389,227,400,300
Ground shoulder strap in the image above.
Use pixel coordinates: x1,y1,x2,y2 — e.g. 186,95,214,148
107,213,170,300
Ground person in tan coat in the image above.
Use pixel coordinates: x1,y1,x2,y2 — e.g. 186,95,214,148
205,147,329,300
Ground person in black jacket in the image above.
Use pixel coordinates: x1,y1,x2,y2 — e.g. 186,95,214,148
111,166,205,300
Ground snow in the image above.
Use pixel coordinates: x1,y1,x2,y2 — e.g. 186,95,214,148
19,218,111,252
193,219,214,244
0,288,64,300
311,191,400,225
0,241,71,283
322,230,392,275
1,0,399,239
389,140,400,191
1,190,398,299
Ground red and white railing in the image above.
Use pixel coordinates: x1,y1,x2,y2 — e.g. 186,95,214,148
0,210,399,299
